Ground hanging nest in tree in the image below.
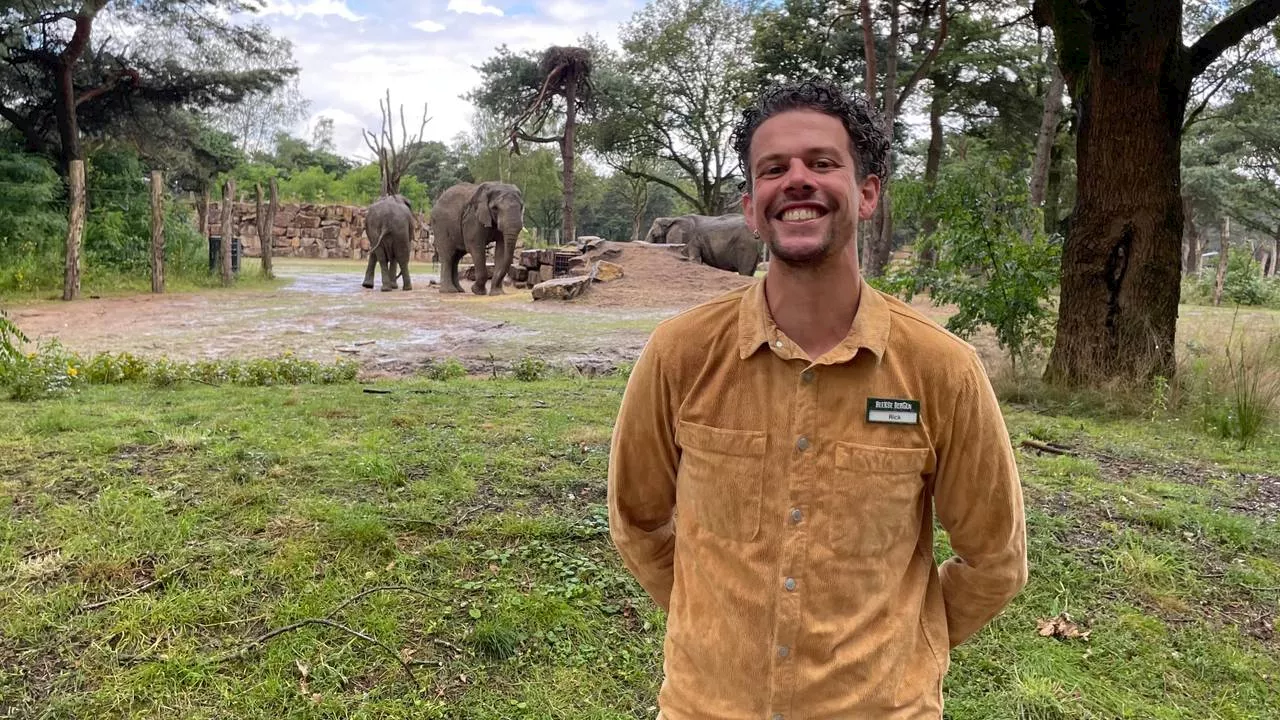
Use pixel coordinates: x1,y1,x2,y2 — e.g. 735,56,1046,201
508,47,595,155
540,46,593,87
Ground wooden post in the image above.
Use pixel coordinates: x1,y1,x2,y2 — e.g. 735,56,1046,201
197,184,211,238
1213,216,1230,307
265,178,277,279
150,170,165,293
62,159,85,301
220,178,235,285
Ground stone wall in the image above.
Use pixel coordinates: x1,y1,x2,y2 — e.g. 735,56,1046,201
207,202,432,261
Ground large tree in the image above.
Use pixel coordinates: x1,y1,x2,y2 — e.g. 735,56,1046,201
469,44,594,244
1034,0,1280,386
0,1,295,175
591,0,756,215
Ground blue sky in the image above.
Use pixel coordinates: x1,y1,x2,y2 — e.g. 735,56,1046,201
248,0,645,159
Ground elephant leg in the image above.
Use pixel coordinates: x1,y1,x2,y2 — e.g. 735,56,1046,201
471,250,490,296
399,253,412,291
379,251,396,291
438,246,460,293
362,251,377,288
488,237,511,295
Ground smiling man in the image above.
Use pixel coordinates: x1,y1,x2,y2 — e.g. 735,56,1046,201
606,80,1028,719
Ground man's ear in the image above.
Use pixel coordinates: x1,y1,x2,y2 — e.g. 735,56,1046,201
858,175,882,221
741,192,756,233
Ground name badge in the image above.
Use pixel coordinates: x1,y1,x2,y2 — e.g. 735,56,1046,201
866,397,920,425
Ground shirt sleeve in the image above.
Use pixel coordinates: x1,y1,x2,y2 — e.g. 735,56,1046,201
607,335,680,611
932,353,1028,648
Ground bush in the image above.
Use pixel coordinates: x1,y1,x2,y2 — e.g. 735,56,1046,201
513,355,547,381
0,334,359,401
424,357,467,380
1187,254,1279,308
879,159,1061,374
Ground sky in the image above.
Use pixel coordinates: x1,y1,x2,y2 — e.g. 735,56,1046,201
247,0,645,160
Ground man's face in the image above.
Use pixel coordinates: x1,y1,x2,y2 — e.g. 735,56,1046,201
741,109,880,266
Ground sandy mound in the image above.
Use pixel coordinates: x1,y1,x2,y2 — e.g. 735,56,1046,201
575,241,757,309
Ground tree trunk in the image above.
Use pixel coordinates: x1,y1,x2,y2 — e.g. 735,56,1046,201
860,0,877,106
630,180,649,243
62,160,85,301
561,81,577,246
1043,2,1187,385
220,179,236,286
866,2,901,278
1030,50,1065,207
198,184,211,238
1043,137,1064,235
1213,216,1229,306
151,170,164,293
1270,231,1278,278
1182,195,1201,275
919,88,944,268
53,61,80,177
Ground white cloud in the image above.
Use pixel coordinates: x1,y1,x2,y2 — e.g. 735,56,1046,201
254,2,643,159
413,19,446,32
260,0,363,22
447,0,504,17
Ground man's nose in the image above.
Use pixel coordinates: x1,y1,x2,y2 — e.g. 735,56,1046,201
781,159,816,191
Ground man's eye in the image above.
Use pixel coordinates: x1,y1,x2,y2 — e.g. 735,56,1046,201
761,166,784,176
813,159,835,169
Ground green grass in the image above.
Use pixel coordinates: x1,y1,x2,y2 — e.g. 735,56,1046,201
2,379,1278,718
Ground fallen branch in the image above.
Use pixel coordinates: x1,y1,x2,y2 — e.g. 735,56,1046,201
226,618,418,686
81,562,192,611
1020,439,1077,456
324,585,443,620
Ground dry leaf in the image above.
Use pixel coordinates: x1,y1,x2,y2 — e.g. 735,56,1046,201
311,693,323,705
229,568,244,577
1036,613,1091,641
295,659,310,679
399,647,415,662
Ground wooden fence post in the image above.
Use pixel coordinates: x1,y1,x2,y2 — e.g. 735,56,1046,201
151,170,165,293
220,178,236,286
264,179,278,278
62,159,85,301
1213,216,1230,307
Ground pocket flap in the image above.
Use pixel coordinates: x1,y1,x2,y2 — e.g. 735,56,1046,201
835,441,933,474
677,420,766,457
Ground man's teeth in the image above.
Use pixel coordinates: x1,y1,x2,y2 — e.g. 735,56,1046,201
781,208,821,221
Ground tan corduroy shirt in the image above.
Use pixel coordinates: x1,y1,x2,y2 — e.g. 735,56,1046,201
607,278,1028,720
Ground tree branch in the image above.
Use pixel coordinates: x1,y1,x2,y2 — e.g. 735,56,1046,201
1187,0,1280,79
897,0,948,113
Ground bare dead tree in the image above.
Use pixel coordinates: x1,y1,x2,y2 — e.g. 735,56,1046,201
361,89,432,197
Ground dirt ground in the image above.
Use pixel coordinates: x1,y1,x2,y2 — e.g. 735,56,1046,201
10,243,1273,379
5,245,768,377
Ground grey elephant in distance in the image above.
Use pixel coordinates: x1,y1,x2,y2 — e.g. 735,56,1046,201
362,194,416,291
431,181,524,294
645,213,762,276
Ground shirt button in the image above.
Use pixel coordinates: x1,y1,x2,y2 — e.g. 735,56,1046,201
773,714,784,720
784,577,797,591
774,340,783,348
796,436,810,451
801,369,814,383
789,508,802,524
778,645,790,658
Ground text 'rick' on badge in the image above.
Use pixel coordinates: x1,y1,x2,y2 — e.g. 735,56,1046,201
866,398,920,425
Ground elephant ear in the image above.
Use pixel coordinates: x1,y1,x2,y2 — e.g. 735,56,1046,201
667,219,687,245
466,184,494,228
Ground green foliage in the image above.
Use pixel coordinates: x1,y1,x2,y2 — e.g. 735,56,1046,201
423,357,467,381
1184,255,1280,309
0,343,357,401
1196,328,1279,449
0,309,27,364
513,355,548,381
881,160,1061,372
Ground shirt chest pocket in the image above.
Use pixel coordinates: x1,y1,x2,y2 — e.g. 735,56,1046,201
829,441,932,556
676,420,767,542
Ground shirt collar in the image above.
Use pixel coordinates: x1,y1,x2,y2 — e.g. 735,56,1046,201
737,276,891,365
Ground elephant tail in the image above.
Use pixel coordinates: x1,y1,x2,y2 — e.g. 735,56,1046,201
369,229,403,282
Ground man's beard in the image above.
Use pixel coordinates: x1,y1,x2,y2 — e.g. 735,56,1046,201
762,215,857,266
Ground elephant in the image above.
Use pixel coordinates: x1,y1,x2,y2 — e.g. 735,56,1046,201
645,213,762,276
362,194,416,291
431,182,525,295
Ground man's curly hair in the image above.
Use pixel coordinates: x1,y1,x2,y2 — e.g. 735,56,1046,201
731,80,888,191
